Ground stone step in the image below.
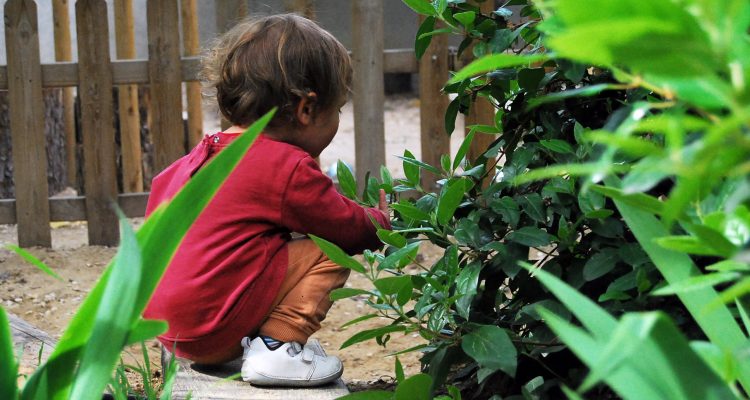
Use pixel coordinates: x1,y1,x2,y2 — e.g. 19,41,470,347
163,341,350,400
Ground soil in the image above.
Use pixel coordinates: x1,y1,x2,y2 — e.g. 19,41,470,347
1,95,460,393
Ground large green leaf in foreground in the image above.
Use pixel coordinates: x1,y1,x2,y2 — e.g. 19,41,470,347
20,110,274,400
526,265,737,400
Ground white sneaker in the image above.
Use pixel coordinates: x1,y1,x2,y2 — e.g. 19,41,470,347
240,336,343,387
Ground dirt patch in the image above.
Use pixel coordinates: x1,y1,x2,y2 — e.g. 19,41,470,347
0,219,444,390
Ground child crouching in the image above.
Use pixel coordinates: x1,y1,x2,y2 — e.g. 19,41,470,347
143,14,390,387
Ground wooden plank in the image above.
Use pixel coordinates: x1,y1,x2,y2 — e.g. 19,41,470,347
0,193,149,224
114,0,144,193
76,0,119,246
148,0,185,173
462,1,497,188
418,16,450,193
9,312,56,376
352,0,386,189
283,0,315,19
384,48,419,74
181,0,204,149
52,0,78,189
0,52,418,90
4,0,52,247
164,341,349,400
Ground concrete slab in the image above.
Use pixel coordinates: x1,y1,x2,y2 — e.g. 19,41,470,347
164,340,350,400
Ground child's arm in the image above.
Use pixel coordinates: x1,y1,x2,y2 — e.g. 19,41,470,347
280,157,390,255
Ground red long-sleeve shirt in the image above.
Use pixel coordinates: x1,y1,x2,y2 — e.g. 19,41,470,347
143,132,389,349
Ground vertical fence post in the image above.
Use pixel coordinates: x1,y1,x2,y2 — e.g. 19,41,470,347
181,0,203,148
419,16,450,192
114,0,143,193
76,0,119,246
148,0,184,173
51,0,78,190
464,0,497,182
283,0,315,19
4,0,51,247
352,0,386,189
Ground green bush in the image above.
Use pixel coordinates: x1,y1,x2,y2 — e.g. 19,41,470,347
331,0,750,399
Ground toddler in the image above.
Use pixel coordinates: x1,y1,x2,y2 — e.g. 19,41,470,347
143,14,390,387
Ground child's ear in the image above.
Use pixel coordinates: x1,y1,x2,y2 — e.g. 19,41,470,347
295,92,318,126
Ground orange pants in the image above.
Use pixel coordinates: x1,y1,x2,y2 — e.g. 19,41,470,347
191,238,349,364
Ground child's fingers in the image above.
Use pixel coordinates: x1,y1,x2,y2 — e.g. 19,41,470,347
378,189,388,213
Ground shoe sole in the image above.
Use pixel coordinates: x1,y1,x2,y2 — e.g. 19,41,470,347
241,368,343,387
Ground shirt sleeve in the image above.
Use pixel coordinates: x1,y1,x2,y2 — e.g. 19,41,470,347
280,156,391,255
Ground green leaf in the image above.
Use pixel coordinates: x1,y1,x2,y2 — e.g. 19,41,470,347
605,176,750,390
491,196,520,227
0,308,18,400
518,193,546,224
583,248,619,281
437,178,471,225
337,160,358,200
506,227,555,247
402,0,436,15
452,130,474,171
652,273,741,296
528,84,619,108
341,325,407,349
379,242,421,271
462,326,517,377
374,276,412,296
381,165,393,188
395,373,432,400
402,150,421,187
453,11,475,28
330,288,373,301
415,16,436,60
455,261,482,319
310,235,366,273
445,97,460,135
518,67,546,92
126,319,168,345
392,202,431,222
70,215,142,400
590,185,664,215
655,236,723,257
395,357,405,384
513,163,629,186
521,262,617,339
396,155,442,176
6,245,63,281
539,139,575,154
448,54,547,83
706,260,750,273
377,229,408,248
341,313,379,329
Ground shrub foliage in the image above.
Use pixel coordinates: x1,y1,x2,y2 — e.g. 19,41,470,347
333,0,750,399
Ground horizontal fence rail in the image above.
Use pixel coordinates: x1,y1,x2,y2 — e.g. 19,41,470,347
0,0,486,247
0,49,430,89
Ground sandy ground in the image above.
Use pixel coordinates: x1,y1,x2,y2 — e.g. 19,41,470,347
1,95,462,392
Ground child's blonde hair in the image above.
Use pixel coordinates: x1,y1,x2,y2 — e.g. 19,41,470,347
202,14,352,128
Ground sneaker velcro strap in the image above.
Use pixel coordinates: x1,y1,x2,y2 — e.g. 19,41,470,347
302,346,315,363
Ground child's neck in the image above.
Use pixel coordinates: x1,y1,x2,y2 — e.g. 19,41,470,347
224,125,290,142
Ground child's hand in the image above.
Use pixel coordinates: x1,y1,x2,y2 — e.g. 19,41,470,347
378,189,389,215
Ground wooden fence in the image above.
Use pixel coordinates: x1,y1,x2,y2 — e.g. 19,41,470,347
0,0,493,247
